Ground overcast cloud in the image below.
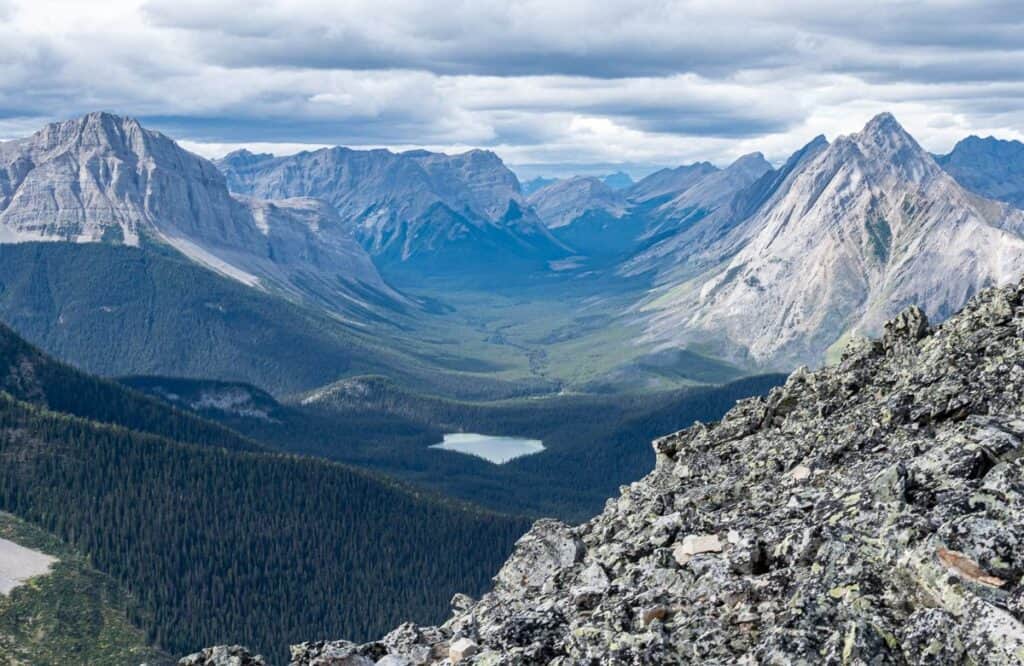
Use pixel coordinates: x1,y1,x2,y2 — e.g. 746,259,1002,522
1,0,1023,175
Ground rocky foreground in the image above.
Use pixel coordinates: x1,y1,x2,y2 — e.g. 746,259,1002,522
185,280,1024,664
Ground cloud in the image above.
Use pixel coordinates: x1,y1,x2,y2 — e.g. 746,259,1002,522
2,0,1024,172
141,1,795,78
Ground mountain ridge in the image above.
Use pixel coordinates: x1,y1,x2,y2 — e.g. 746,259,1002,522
216,144,568,271
937,135,1024,209
636,112,1024,368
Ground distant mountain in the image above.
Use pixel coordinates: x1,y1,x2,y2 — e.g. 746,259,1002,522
527,176,627,229
626,161,719,204
638,113,1024,367
622,137,829,279
0,112,400,316
521,176,558,196
601,171,634,190
217,146,567,274
639,152,773,241
937,135,1024,209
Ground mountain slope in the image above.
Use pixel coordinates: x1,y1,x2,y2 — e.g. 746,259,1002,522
0,325,531,662
0,318,261,451
217,147,566,274
640,113,1024,367
527,177,627,230
937,135,1024,209
0,512,174,666
0,242,535,398
0,112,400,316
626,162,719,205
242,276,1024,665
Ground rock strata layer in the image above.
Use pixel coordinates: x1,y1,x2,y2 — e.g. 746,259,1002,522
187,279,1024,664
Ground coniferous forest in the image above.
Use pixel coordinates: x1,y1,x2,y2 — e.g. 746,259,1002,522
0,326,529,661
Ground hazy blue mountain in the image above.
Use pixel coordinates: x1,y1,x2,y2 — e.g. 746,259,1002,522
601,171,634,190
636,113,1024,367
626,161,719,204
217,146,567,274
527,176,627,229
638,152,773,241
521,176,559,195
0,112,401,317
937,135,1024,209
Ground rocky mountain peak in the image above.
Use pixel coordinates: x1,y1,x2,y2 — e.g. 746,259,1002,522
215,141,563,265
0,111,398,313
527,176,626,229
187,277,1024,664
636,112,1024,368
846,112,938,183
937,135,1024,209
726,151,772,177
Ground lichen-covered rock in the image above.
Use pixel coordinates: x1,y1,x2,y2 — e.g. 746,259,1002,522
203,279,1024,663
178,645,265,666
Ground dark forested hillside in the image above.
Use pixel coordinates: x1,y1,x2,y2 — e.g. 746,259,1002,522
0,325,530,662
0,322,261,452
126,374,786,522
0,394,529,662
0,243,545,399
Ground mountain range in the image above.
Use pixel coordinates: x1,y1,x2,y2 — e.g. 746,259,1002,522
1,110,1023,390
0,112,401,318
217,146,566,275
4,109,1024,664
634,113,1024,367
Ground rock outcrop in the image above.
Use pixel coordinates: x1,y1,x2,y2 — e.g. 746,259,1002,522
191,276,1024,664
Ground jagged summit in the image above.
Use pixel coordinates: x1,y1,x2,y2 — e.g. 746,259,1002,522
638,112,1024,367
727,151,772,173
188,277,1024,665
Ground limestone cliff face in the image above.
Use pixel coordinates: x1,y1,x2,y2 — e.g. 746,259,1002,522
188,276,1024,664
0,112,401,314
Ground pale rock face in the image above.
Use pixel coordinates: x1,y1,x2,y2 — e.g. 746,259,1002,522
626,162,719,204
0,112,399,313
937,135,1024,210
640,113,1024,368
217,146,562,262
640,152,772,241
526,176,627,229
0,112,250,247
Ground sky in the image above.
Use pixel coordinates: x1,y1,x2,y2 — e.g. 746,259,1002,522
1,0,1023,177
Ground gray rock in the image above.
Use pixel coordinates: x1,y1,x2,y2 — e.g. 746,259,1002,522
178,645,265,666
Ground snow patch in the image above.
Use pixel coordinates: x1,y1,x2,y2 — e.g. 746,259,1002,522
0,537,57,595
